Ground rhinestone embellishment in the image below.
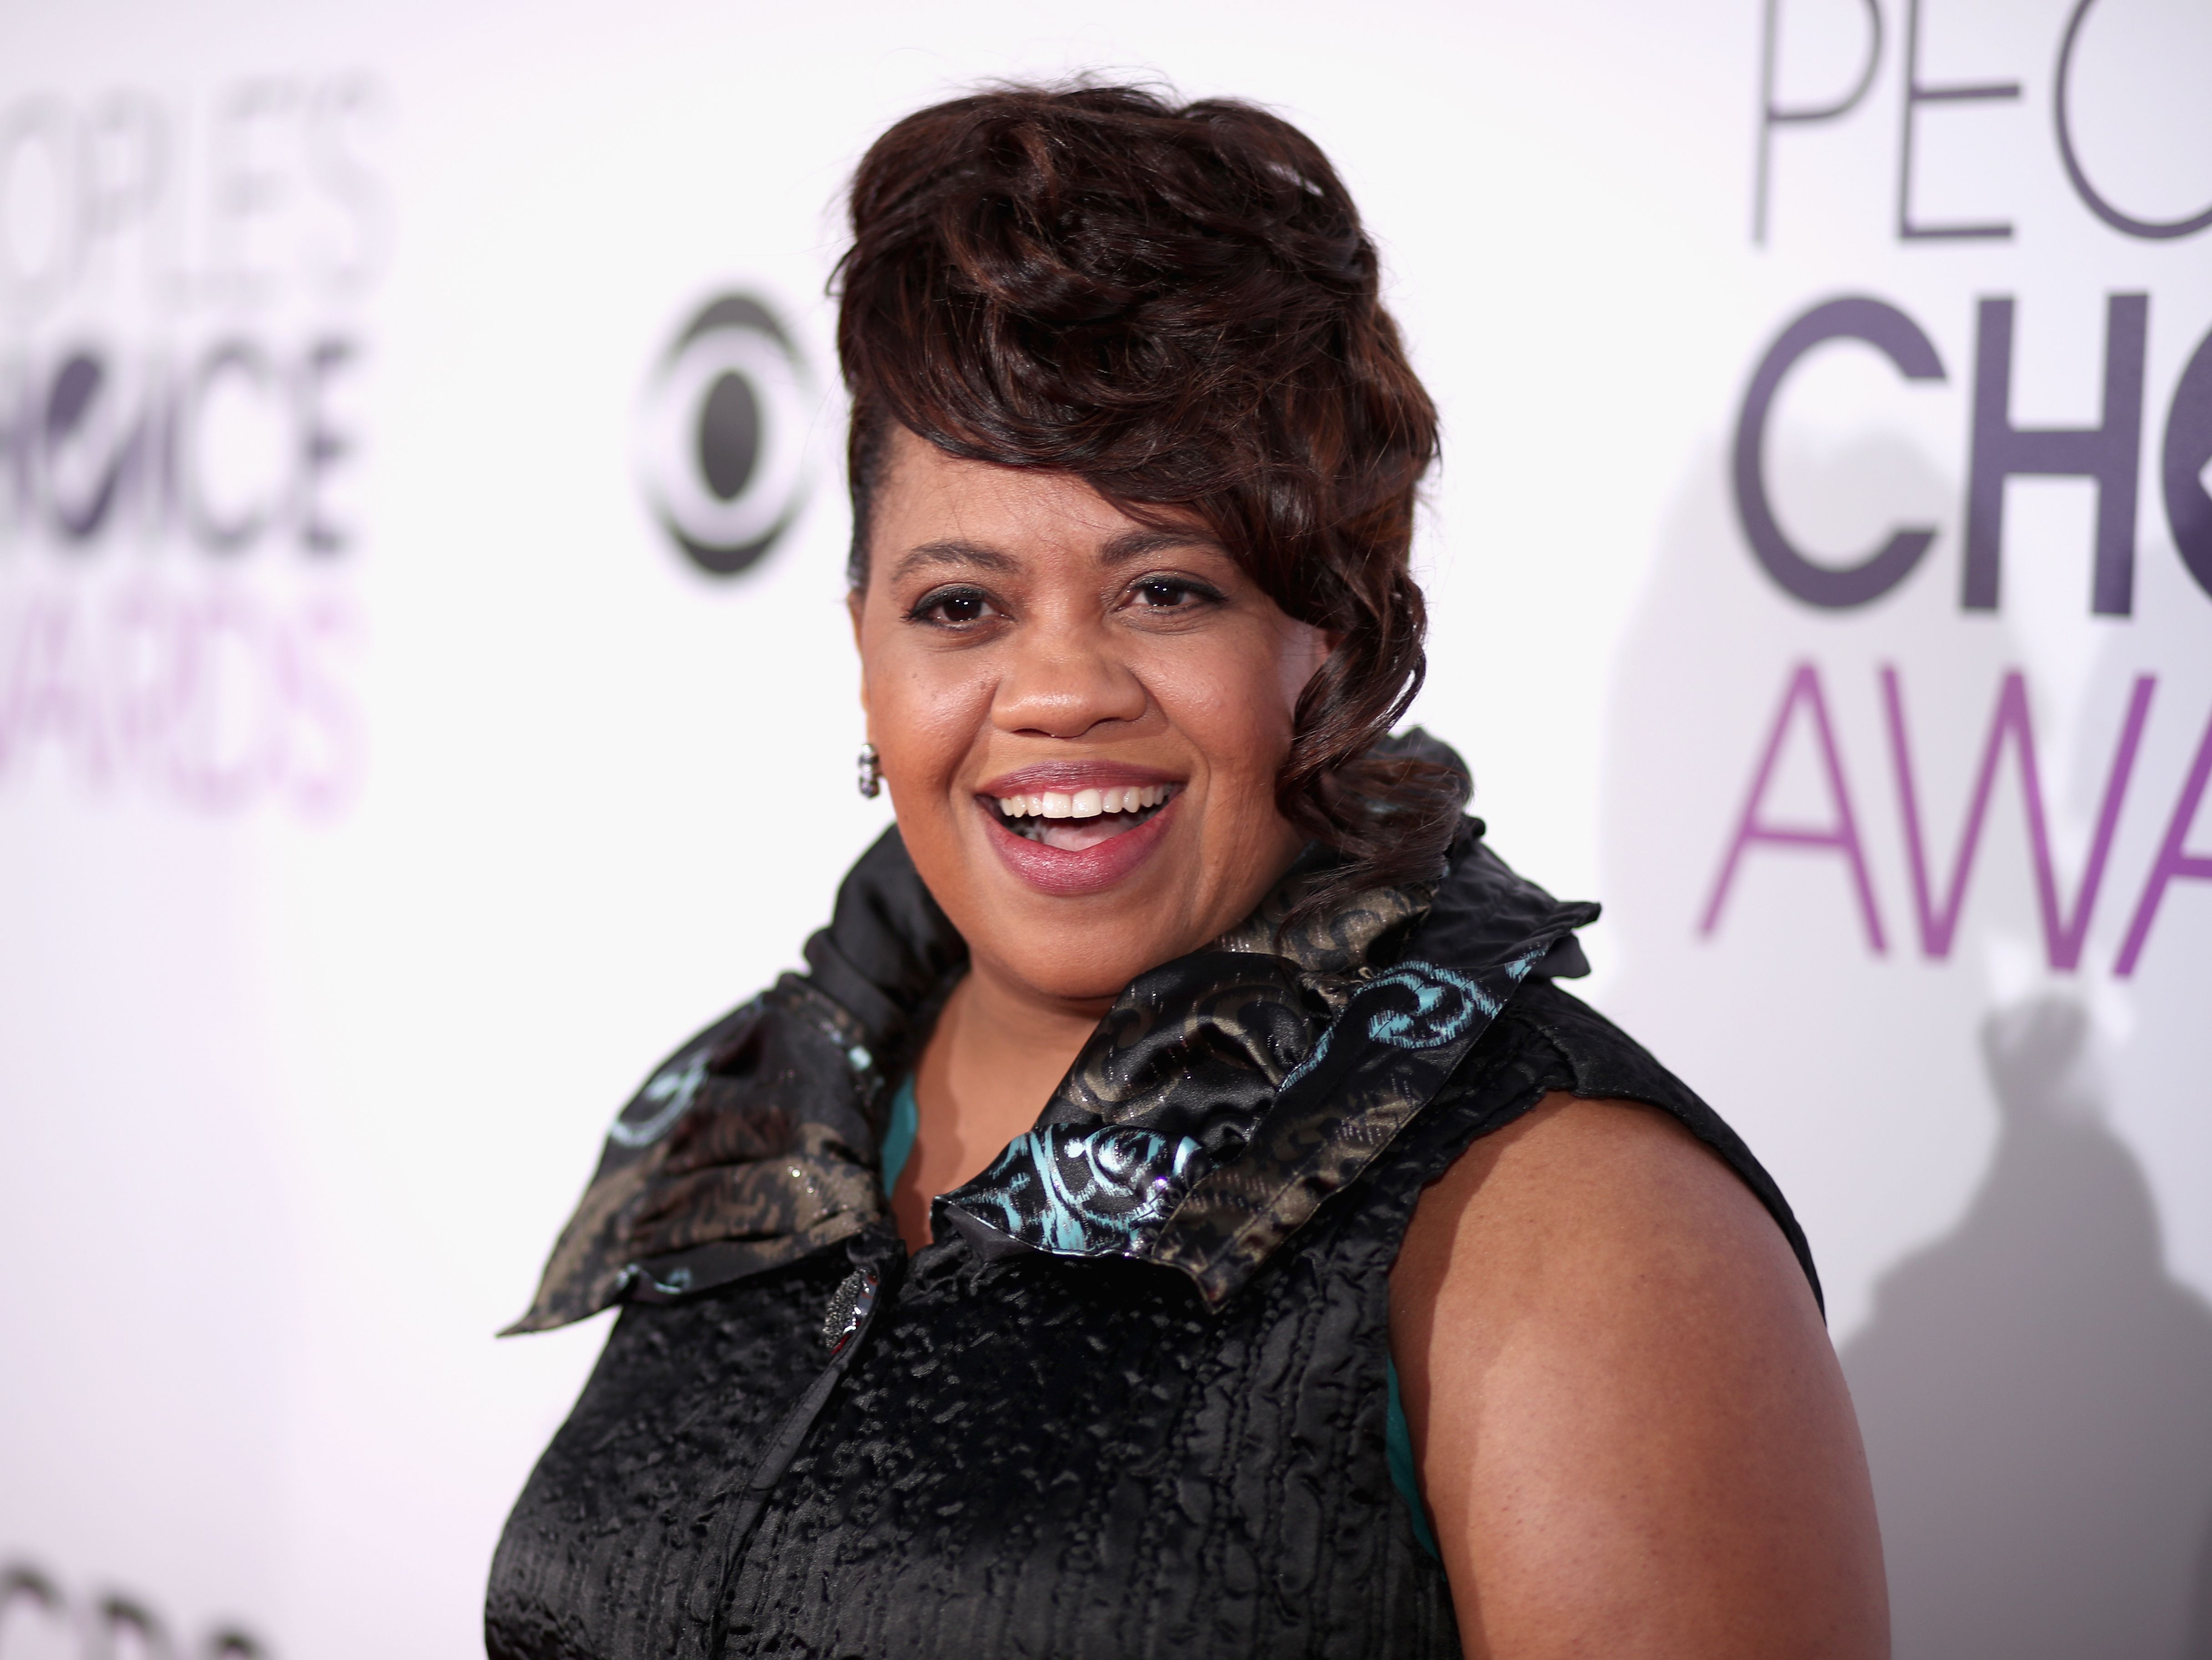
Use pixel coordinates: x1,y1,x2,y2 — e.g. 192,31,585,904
820,1268,879,1354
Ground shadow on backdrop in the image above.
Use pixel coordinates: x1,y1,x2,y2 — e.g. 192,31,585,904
1594,428,2212,1656
1842,997,2212,1660
2190,1515,2212,1660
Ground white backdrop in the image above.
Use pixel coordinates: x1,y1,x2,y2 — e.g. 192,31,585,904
3,2,2207,1655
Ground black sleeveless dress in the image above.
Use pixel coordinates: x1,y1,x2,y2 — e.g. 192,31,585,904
485,806,1817,1660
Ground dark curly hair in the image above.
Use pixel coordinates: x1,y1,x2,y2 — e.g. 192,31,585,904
833,82,1467,907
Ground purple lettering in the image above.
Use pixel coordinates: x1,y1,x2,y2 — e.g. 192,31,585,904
182,339,279,553
43,348,156,545
2054,0,2212,242
1964,294,2148,616
168,591,280,811
1897,0,2021,242
1734,298,1947,608
0,352,30,534
278,596,363,817
0,592,111,783
1882,666,2154,967
1753,0,1883,245
1702,661,1887,952
295,336,355,553
2165,323,2212,602
2115,702,2212,977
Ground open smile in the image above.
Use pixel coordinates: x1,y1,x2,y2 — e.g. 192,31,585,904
990,781,1181,851
974,766,1187,897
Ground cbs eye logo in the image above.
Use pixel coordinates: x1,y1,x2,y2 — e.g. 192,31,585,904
636,293,812,577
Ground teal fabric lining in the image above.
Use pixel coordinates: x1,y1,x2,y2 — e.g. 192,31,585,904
1385,1361,1441,1559
886,1070,1435,1558
883,1074,918,1192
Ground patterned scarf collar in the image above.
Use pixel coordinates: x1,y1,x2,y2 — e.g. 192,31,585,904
507,746,1595,1333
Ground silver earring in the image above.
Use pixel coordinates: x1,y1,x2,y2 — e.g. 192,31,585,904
856,742,882,799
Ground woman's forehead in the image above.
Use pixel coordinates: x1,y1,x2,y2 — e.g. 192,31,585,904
873,431,1222,578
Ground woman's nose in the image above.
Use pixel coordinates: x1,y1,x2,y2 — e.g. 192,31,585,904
990,621,1149,740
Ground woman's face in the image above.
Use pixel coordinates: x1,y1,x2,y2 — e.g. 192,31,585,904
852,429,1328,1008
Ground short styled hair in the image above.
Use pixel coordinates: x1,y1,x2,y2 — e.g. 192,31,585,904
834,83,1466,907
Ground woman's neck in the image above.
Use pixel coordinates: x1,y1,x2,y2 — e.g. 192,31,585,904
893,963,1108,1250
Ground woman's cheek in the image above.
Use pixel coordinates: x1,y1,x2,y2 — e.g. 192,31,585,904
1152,627,1299,769
875,671,979,897
872,645,990,792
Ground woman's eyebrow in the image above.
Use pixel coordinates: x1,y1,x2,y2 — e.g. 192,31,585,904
889,539,1021,582
891,528,1217,583
1099,527,1221,566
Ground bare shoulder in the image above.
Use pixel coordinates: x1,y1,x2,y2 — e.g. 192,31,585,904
1396,1090,1816,1328
1390,1093,1887,1660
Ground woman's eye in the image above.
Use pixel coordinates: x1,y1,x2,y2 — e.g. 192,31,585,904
1130,577,1214,610
910,587,999,626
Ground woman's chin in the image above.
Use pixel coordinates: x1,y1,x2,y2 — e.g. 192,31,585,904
981,793,1181,899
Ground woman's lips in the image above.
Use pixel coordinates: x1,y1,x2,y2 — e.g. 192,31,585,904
981,790,1181,898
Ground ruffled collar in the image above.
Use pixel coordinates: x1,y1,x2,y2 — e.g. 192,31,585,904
507,739,1595,1332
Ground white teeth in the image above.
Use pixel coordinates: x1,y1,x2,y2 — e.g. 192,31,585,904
993,782,1177,819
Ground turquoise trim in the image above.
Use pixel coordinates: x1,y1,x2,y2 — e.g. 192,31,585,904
1385,1361,1441,1559
948,1124,1205,1255
882,1075,918,1192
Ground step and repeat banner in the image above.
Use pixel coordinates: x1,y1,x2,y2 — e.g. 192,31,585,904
2,1,2207,1655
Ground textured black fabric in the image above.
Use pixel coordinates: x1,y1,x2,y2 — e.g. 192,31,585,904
487,973,1818,1660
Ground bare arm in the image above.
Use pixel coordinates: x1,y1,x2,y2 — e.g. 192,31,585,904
1390,1093,1888,1660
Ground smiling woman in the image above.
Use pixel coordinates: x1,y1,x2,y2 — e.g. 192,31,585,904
486,85,1888,1660
860,459,1313,926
